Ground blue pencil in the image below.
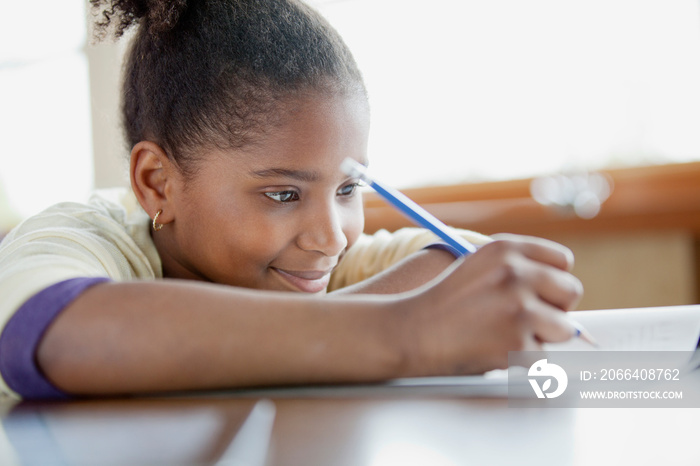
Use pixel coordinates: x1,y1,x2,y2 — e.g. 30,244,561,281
341,158,599,348
341,158,477,257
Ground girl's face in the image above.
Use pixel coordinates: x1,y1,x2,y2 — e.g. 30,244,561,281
156,94,369,293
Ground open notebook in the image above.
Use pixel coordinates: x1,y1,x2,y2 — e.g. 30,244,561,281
547,305,700,353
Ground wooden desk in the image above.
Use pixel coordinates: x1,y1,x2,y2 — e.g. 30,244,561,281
2,382,699,466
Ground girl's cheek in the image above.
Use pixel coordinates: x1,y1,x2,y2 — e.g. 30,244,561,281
344,211,365,250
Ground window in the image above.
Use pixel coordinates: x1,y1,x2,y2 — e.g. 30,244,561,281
0,1,92,225
312,0,700,188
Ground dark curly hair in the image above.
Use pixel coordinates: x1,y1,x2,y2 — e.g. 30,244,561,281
90,0,367,174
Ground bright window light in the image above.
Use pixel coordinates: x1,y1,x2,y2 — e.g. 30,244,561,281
312,0,700,188
0,0,92,222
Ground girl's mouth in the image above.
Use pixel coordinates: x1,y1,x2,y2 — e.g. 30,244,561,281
271,267,332,293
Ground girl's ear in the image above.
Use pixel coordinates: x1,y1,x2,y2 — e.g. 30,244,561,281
130,141,178,224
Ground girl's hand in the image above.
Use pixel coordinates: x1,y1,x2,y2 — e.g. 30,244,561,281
399,234,583,376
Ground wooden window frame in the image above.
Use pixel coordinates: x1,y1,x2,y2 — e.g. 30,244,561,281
362,161,700,238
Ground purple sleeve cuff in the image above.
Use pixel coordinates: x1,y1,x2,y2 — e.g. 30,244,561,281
423,242,464,259
0,277,111,399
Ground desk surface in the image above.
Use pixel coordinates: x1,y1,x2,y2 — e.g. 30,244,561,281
2,384,699,466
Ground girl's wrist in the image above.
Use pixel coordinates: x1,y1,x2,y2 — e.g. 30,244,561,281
381,291,432,379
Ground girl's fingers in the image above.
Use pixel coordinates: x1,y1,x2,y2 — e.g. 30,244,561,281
476,235,583,311
489,233,575,271
529,262,584,311
527,299,579,344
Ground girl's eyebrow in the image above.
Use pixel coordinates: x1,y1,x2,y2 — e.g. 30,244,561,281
249,168,321,182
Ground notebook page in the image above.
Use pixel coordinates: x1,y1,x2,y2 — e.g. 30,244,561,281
546,305,700,352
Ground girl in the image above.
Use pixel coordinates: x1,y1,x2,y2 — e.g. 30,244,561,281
0,0,582,399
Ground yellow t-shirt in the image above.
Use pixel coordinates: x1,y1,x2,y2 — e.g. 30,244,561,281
0,188,490,397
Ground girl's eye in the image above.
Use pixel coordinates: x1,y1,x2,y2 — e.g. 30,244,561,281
338,183,360,197
265,191,300,203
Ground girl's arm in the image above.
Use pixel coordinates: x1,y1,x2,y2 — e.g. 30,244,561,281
329,247,457,295
36,236,582,396
37,280,403,395
329,227,491,295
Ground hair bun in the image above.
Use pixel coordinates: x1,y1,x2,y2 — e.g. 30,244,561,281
145,0,188,34
90,0,188,38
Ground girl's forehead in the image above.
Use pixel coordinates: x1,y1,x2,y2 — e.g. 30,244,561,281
244,94,368,161
201,94,369,179
279,92,370,130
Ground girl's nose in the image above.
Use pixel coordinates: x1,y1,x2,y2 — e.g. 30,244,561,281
297,204,348,257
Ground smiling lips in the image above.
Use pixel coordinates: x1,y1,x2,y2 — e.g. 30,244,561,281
272,267,333,293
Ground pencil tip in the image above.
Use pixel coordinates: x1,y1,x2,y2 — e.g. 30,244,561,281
579,332,600,348
573,323,600,348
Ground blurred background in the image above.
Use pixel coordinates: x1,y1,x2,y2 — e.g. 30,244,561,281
1,0,699,309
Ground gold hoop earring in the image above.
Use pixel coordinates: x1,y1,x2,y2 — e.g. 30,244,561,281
152,209,164,231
